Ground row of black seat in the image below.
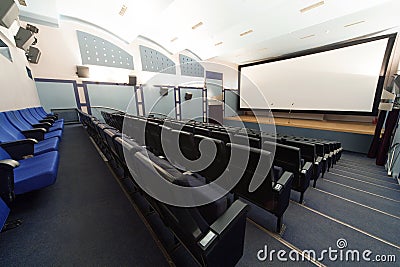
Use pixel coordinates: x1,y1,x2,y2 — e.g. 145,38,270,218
109,113,342,202
83,111,342,265
78,110,250,266
0,107,63,231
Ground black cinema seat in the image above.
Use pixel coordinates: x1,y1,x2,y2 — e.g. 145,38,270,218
132,151,250,266
282,139,322,188
263,141,313,203
227,143,293,232
193,135,228,182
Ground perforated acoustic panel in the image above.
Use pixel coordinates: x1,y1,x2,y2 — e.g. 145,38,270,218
77,31,134,70
179,54,204,77
139,45,176,74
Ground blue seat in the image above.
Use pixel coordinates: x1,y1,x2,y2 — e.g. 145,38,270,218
0,147,59,195
0,197,10,230
35,106,57,119
4,111,62,140
28,108,64,124
18,109,63,132
0,113,59,159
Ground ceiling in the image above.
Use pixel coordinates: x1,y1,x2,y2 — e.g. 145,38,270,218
17,0,400,64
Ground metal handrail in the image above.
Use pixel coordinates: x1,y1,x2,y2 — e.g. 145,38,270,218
90,106,126,113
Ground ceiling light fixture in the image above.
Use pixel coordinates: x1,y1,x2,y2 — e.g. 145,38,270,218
119,5,128,16
214,41,223,46
300,1,325,13
300,34,315,39
170,37,178,42
344,20,365,28
191,22,203,30
18,0,27,6
240,29,253,37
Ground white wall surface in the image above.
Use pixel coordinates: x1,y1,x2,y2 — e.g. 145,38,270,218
0,26,41,112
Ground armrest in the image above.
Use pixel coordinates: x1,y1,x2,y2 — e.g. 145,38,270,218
316,156,323,165
0,159,20,169
32,123,50,131
0,139,37,160
301,161,313,174
21,128,46,141
199,200,249,250
39,118,55,124
274,171,293,193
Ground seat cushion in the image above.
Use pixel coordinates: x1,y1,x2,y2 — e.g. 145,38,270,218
14,151,59,194
173,173,227,225
44,130,62,140
34,137,60,155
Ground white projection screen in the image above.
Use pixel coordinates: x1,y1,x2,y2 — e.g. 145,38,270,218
239,35,395,114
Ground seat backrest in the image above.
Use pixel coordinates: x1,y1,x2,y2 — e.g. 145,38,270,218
283,139,316,163
18,109,38,125
226,143,274,205
193,127,209,137
232,134,261,148
0,113,26,141
193,134,227,182
263,141,301,174
28,108,43,121
210,130,232,145
4,111,32,131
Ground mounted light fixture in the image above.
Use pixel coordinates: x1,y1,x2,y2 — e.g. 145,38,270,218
344,20,365,28
240,29,253,37
300,1,325,13
191,22,203,30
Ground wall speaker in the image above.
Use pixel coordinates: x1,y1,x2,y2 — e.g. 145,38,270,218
76,65,90,78
128,75,137,86
27,46,41,64
159,87,169,96
0,0,19,29
184,92,193,101
14,27,35,51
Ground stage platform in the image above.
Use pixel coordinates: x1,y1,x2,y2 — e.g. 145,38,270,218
224,115,377,135
223,115,378,153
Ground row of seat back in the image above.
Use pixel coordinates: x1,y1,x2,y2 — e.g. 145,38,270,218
138,118,310,205
79,111,251,266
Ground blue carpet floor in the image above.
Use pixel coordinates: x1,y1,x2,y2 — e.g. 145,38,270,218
1,127,399,266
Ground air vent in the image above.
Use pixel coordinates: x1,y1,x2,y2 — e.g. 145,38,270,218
214,41,223,46
119,5,128,16
300,1,324,13
191,22,203,30
18,0,27,6
344,20,365,28
240,29,253,37
300,34,315,39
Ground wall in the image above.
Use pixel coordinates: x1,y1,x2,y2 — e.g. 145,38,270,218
0,25,41,112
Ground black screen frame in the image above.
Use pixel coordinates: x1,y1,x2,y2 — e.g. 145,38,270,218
238,33,397,116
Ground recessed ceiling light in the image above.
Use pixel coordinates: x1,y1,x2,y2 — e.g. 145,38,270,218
18,0,27,6
119,5,128,16
240,29,253,37
300,1,325,13
214,41,223,46
344,20,365,28
300,34,315,39
191,22,203,30
170,37,178,42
